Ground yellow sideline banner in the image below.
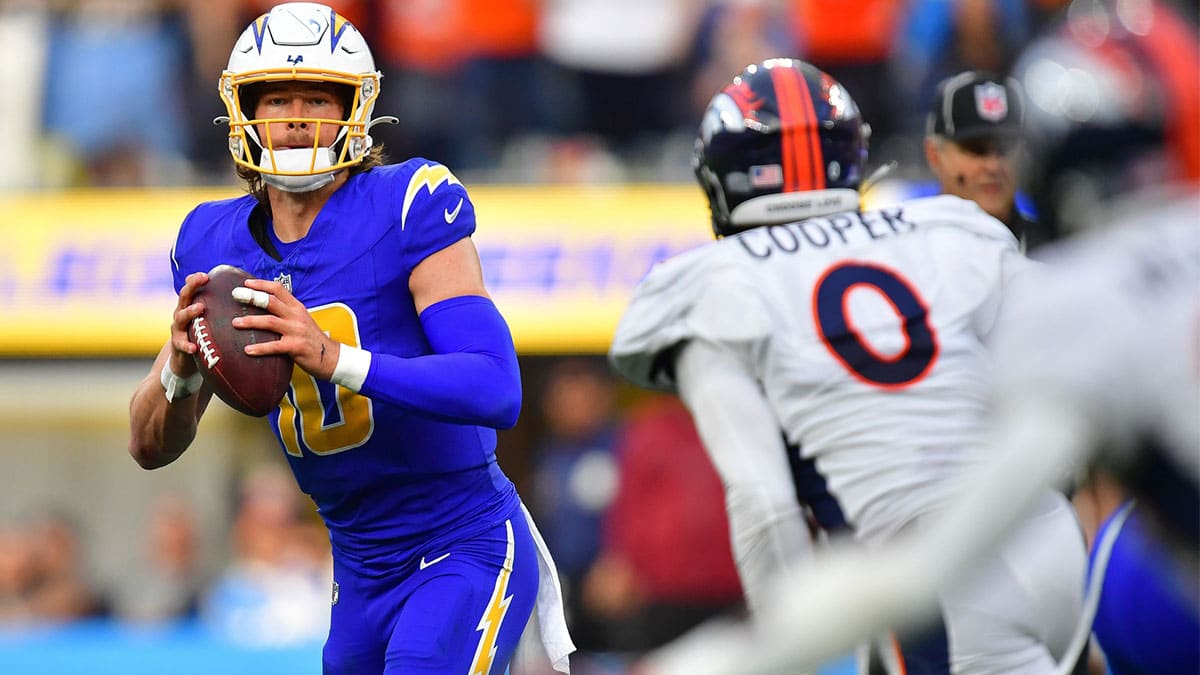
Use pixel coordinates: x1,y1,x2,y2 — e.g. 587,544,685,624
0,185,711,356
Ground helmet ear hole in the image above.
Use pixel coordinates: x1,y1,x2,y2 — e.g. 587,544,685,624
696,164,731,237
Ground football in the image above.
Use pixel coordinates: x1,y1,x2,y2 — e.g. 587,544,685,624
188,265,293,417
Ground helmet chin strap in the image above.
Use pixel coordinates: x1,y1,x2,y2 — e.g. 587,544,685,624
231,119,397,193
238,125,342,192
263,171,338,193
259,147,340,192
260,148,339,192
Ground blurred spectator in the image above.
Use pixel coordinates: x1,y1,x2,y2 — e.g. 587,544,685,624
363,1,466,169
538,0,707,173
582,393,743,653
0,2,50,190
177,0,266,179
0,510,104,626
529,357,620,656
23,508,106,622
5,0,1058,188
109,493,205,624
787,0,908,159
694,1,911,167
690,3,792,120
367,0,557,175
239,0,366,23
444,0,553,172
39,1,192,186
201,463,332,646
0,523,37,624
892,0,1032,144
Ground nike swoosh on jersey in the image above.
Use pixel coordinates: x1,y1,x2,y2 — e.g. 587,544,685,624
402,163,461,230
444,198,464,224
419,552,451,570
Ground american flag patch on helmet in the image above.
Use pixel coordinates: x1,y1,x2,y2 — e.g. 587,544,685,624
750,164,784,189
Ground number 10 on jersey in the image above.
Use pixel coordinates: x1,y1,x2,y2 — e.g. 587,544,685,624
277,303,375,456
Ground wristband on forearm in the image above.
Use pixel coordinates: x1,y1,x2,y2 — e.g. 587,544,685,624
161,361,203,403
330,344,372,392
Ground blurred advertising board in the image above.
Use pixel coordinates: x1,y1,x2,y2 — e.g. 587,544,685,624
0,185,711,356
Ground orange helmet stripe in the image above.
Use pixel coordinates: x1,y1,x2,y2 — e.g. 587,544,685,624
771,66,826,192
1139,4,1200,182
790,68,826,191
770,67,801,192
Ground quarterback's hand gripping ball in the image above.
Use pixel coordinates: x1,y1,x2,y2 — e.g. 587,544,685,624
187,265,293,416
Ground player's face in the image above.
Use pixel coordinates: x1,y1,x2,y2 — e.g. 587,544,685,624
252,81,347,150
925,135,1020,222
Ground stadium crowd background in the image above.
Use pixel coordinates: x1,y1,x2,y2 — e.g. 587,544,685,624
0,0,1072,191
0,0,1167,673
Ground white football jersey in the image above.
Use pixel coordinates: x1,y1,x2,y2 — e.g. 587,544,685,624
611,195,1033,545
993,192,1200,494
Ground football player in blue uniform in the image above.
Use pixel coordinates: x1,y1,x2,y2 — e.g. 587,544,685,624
127,3,572,673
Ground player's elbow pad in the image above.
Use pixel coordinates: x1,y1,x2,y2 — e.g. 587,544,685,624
358,295,522,428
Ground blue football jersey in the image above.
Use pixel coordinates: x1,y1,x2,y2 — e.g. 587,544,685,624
170,160,519,572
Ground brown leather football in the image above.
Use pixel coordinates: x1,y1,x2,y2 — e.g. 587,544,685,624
188,265,293,417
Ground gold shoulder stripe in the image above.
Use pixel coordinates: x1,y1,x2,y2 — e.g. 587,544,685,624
401,164,462,231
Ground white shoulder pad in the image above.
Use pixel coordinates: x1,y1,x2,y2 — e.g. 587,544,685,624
609,243,773,391
903,195,1020,248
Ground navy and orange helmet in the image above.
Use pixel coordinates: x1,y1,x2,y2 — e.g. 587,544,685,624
1013,0,1199,240
694,58,869,238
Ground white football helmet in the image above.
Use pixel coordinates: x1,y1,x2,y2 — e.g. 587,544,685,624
219,2,388,192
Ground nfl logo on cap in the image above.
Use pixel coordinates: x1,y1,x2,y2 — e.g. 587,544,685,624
974,82,1009,122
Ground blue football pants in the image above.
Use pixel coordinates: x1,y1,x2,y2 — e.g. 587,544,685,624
323,509,538,674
